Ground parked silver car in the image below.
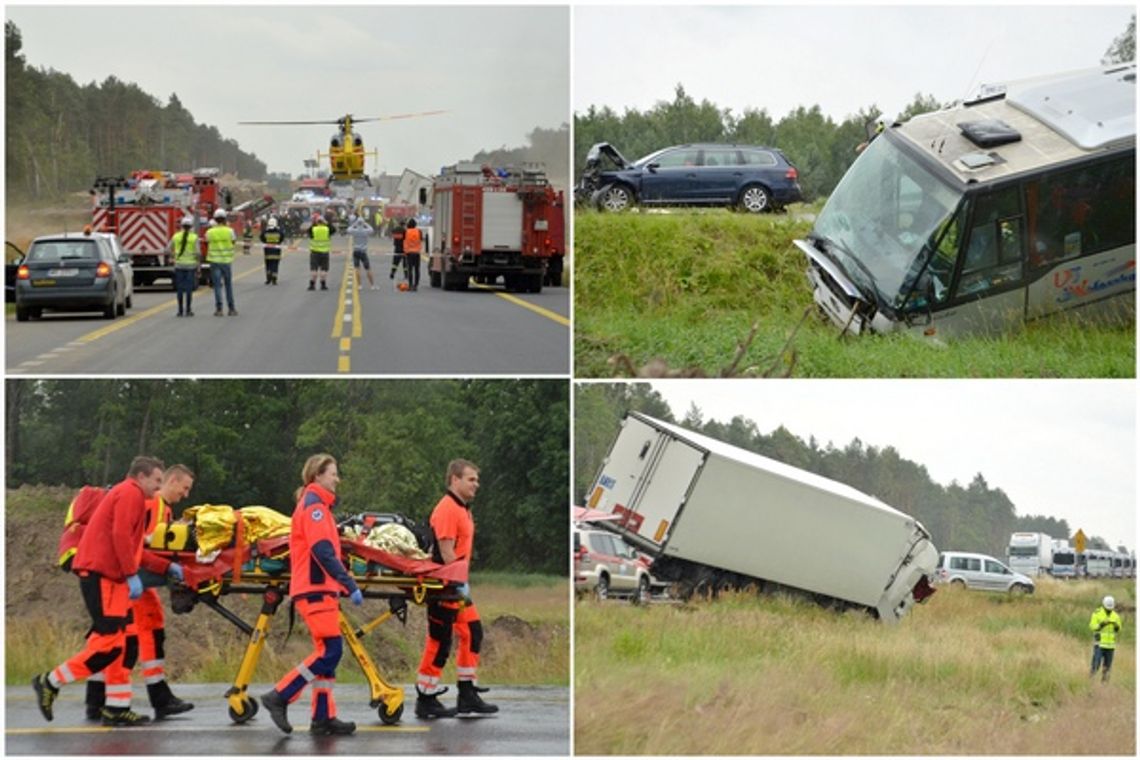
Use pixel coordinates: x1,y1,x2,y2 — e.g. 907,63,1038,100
574,525,658,602
935,551,1035,594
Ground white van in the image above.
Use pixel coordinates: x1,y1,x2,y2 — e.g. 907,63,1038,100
796,64,1135,339
936,551,1035,593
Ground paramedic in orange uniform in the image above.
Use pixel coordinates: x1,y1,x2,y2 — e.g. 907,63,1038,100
415,459,498,718
261,454,363,736
84,464,197,720
32,457,173,727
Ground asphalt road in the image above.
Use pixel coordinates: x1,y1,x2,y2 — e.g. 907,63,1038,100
6,242,570,375
5,683,568,755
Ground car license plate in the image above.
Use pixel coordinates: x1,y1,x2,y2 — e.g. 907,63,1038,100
48,268,79,277
32,279,57,287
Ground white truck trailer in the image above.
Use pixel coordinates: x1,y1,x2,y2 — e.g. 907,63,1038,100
1007,532,1053,576
584,412,939,622
1050,539,1076,578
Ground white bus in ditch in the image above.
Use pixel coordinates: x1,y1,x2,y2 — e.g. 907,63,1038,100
796,64,1135,340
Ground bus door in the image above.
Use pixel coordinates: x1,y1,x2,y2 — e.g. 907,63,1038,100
916,186,1028,338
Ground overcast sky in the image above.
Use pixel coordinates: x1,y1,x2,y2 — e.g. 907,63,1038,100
575,4,1134,127
6,4,569,177
640,380,1136,550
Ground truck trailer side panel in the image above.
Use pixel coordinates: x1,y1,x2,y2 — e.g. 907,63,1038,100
590,412,938,621
665,453,928,609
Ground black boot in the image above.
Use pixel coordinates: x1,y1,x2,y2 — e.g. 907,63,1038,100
101,706,151,726
32,673,59,722
415,687,458,719
456,681,498,714
310,716,357,735
85,679,105,720
148,680,195,719
261,689,293,734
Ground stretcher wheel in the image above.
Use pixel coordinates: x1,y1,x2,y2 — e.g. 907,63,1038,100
378,702,403,725
228,696,259,724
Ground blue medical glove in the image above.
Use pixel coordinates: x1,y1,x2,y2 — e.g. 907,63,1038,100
350,588,364,606
167,563,184,583
127,574,144,600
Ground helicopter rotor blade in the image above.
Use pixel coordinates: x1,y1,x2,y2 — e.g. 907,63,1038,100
237,119,340,126
352,110,449,123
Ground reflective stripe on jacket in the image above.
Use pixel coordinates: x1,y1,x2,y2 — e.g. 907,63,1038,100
206,225,235,264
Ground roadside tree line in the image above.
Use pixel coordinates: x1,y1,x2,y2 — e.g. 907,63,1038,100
5,379,568,575
574,383,1113,560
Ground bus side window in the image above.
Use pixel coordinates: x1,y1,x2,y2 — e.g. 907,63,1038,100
955,188,1024,298
1030,159,1136,268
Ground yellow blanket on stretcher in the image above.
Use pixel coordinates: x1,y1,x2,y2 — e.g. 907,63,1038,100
181,504,292,558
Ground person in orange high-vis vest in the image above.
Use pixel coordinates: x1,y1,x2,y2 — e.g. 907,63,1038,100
403,218,423,291
261,454,363,736
415,459,498,718
82,465,196,721
32,457,174,728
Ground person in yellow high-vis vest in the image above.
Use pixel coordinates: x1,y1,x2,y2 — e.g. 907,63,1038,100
1089,595,1123,682
308,215,332,291
205,209,238,316
167,217,199,317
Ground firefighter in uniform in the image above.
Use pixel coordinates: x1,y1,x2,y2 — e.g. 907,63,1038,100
415,459,498,718
33,457,176,727
261,454,363,736
388,218,406,280
403,218,423,292
83,465,197,720
206,208,238,316
241,221,254,255
308,215,333,291
260,217,285,285
1089,595,1123,682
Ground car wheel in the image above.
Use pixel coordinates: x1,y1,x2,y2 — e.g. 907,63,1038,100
15,305,30,322
125,293,133,309
103,287,117,319
738,184,771,214
951,579,966,589
595,574,610,601
598,184,634,213
116,292,126,316
633,575,651,606
1010,583,1031,595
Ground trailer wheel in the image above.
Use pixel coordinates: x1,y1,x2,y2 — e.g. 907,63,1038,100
378,702,404,725
228,696,259,724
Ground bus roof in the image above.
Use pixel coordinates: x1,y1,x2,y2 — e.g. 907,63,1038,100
894,64,1135,187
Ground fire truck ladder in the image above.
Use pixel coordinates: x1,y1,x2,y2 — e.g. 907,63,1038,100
92,176,128,234
458,187,479,252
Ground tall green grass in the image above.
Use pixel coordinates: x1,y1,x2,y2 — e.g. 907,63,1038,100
575,580,1135,755
574,210,1136,377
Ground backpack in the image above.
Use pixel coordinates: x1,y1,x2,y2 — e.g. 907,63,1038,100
57,485,107,572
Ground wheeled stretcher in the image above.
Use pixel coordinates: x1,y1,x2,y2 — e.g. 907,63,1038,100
147,510,466,725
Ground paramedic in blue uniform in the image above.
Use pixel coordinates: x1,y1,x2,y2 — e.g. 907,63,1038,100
261,454,363,736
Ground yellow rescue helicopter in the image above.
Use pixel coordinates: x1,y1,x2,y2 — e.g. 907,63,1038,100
239,112,446,182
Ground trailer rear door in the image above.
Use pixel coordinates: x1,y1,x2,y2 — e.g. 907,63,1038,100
588,415,705,551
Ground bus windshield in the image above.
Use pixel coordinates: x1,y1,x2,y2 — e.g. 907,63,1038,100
813,133,962,307
1008,546,1039,557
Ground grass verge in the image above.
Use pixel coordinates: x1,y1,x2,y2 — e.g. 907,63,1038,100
574,210,1136,377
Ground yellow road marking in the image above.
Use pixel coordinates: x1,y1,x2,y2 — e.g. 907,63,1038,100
333,257,358,372
331,256,351,338
77,266,262,344
340,337,351,352
471,283,570,326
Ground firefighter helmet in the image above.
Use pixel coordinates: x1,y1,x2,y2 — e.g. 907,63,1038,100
180,216,194,227
1104,595,1115,610
267,217,279,229
214,208,227,220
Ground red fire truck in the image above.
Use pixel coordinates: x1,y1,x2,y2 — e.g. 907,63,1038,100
92,169,229,287
428,163,565,293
